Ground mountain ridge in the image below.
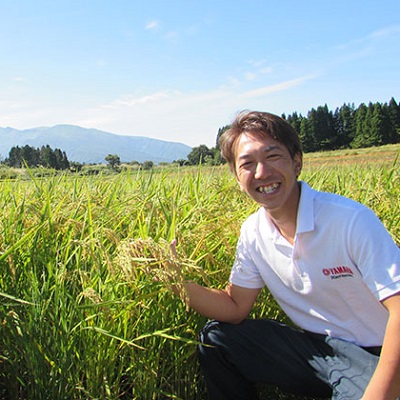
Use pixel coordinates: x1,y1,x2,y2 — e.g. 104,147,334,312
0,124,192,164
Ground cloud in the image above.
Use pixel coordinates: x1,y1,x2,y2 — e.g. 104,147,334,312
103,92,171,108
245,72,256,81
145,20,159,30
240,75,316,99
69,72,319,147
369,25,400,39
259,67,273,74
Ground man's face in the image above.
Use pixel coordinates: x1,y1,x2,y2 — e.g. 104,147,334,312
234,132,302,217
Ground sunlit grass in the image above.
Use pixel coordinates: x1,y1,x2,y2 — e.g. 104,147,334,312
0,147,399,399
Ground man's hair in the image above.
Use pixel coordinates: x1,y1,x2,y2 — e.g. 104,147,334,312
218,111,303,173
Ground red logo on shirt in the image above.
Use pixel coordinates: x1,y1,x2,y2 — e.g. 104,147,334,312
322,266,354,279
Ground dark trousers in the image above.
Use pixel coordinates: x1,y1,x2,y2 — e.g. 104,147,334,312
198,319,380,400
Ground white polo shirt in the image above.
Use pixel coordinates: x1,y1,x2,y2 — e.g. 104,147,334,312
230,181,400,347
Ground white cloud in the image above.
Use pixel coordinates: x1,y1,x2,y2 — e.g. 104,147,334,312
103,92,171,108
240,75,316,99
245,72,256,81
145,20,159,30
259,67,273,74
369,25,400,39
69,73,319,147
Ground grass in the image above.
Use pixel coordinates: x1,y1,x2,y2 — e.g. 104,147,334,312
0,145,399,399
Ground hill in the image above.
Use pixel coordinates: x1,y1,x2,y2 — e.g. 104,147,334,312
0,125,192,164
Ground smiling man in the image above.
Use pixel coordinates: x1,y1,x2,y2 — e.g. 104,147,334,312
170,111,400,400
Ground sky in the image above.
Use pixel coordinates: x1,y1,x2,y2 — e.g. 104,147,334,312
0,0,399,148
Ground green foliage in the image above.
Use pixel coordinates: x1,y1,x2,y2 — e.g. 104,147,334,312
187,145,224,166
284,97,400,152
105,154,121,170
0,150,398,399
142,160,154,170
5,145,70,170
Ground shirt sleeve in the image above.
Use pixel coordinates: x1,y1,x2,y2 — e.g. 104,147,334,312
348,207,400,301
229,223,266,289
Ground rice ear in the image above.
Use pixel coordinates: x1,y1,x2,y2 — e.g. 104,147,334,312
115,238,204,309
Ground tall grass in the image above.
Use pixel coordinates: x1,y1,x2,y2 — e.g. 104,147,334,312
0,154,399,399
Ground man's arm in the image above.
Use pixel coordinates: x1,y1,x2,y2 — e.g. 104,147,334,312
169,239,261,324
182,282,261,324
362,292,400,400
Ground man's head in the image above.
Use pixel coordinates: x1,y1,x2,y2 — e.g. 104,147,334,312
219,111,303,175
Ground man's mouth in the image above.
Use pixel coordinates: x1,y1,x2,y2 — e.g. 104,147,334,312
256,183,280,194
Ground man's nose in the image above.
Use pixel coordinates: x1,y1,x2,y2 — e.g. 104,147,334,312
254,161,271,179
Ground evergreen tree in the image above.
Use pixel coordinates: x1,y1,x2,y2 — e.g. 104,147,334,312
299,118,314,152
307,105,336,150
286,112,302,136
7,146,22,167
387,97,400,143
334,104,355,148
54,148,70,170
40,145,57,168
216,125,230,149
372,102,392,145
352,103,368,148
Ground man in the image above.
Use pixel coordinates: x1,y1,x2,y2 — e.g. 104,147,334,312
172,111,400,399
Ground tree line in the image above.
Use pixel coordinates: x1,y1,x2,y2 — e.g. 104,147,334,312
285,97,400,152
186,97,400,164
4,145,70,170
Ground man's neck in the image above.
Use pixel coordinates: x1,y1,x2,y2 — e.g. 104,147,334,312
265,182,301,245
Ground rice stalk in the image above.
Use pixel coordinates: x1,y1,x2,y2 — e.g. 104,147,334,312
115,237,210,310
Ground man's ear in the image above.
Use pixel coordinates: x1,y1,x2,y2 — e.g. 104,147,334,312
294,154,303,177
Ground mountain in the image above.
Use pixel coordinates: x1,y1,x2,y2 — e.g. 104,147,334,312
0,125,192,164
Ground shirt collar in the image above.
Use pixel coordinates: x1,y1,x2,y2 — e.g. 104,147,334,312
257,181,316,241
296,181,316,234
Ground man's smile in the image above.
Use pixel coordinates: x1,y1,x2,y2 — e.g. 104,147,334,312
256,182,280,194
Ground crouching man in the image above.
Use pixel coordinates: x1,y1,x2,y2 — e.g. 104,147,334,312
171,111,400,400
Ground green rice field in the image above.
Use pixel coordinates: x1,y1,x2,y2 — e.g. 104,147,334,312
0,144,399,399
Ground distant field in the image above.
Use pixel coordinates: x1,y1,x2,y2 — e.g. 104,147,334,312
304,143,400,167
0,144,399,399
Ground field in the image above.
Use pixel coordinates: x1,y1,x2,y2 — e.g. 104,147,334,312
0,144,399,399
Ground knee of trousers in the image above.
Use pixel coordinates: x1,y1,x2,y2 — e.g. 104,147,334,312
198,319,229,359
199,320,223,346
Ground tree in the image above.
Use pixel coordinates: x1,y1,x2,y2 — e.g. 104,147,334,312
298,118,314,152
307,105,336,150
187,145,213,165
333,104,355,149
5,144,70,169
40,145,57,168
386,98,400,143
6,146,23,167
370,102,392,146
286,112,303,137
351,103,368,148
54,149,70,170
105,154,121,170
216,125,230,149
142,160,154,170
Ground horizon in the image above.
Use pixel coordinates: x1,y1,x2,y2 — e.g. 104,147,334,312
1,0,399,148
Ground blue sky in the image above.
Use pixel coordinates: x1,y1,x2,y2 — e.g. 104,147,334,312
1,0,399,147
